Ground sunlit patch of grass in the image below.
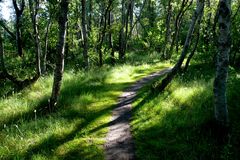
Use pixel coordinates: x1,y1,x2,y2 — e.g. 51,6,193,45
0,51,171,159
131,64,240,160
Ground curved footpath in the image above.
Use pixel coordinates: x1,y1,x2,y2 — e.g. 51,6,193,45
104,68,172,160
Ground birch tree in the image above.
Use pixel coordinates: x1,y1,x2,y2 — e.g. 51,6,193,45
213,0,231,127
49,0,69,110
154,0,205,92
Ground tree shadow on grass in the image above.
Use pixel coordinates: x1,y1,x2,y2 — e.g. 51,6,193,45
131,64,240,160
1,77,134,159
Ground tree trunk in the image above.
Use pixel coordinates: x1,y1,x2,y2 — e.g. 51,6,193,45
108,11,115,64
97,0,113,66
129,0,134,39
12,0,25,57
213,0,231,127
184,3,204,71
29,0,42,77
163,0,172,59
0,30,5,76
88,0,93,32
154,0,205,92
119,0,126,60
169,0,193,57
81,0,89,69
42,17,52,74
49,0,69,110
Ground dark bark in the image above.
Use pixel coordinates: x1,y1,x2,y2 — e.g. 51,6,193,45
213,0,231,127
169,0,193,57
154,0,205,92
97,0,113,66
0,31,38,86
129,0,134,38
12,0,25,57
49,0,69,110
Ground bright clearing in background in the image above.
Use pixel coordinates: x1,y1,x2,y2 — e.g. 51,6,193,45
0,0,12,21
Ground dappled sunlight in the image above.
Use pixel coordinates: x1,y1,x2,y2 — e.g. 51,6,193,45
0,53,171,159
131,66,217,159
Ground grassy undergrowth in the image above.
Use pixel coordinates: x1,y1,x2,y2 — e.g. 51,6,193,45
0,52,170,159
131,64,240,160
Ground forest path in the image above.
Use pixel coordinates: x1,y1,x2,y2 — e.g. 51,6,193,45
104,68,172,160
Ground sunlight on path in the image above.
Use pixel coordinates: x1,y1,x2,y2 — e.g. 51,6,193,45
105,68,172,160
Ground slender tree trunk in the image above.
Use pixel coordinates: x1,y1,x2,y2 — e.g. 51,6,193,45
184,3,204,71
213,0,231,127
88,0,93,32
119,0,126,60
43,17,52,74
81,0,89,68
169,0,193,56
12,0,25,57
29,0,42,77
163,0,172,59
175,0,193,53
155,0,205,92
129,0,134,39
0,31,5,76
108,11,115,64
128,0,146,39
49,0,69,110
97,0,113,66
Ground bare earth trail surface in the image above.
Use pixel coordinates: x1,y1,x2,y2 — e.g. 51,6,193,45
105,68,172,160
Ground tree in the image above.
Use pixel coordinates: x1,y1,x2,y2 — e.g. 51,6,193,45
213,0,231,127
154,0,205,92
29,0,42,76
163,0,172,59
119,0,126,60
12,0,25,57
81,0,89,68
49,0,69,110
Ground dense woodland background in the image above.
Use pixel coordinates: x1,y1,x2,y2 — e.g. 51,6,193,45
0,0,240,159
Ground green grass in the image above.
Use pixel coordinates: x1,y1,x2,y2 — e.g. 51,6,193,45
131,64,240,160
0,51,170,159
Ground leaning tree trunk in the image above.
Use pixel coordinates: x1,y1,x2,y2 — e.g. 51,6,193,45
29,0,42,77
49,0,69,110
213,0,231,127
81,0,89,69
154,0,205,92
184,2,204,71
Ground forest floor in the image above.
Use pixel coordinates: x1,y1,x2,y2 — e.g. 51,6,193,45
1,52,240,159
105,68,171,160
0,52,171,159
